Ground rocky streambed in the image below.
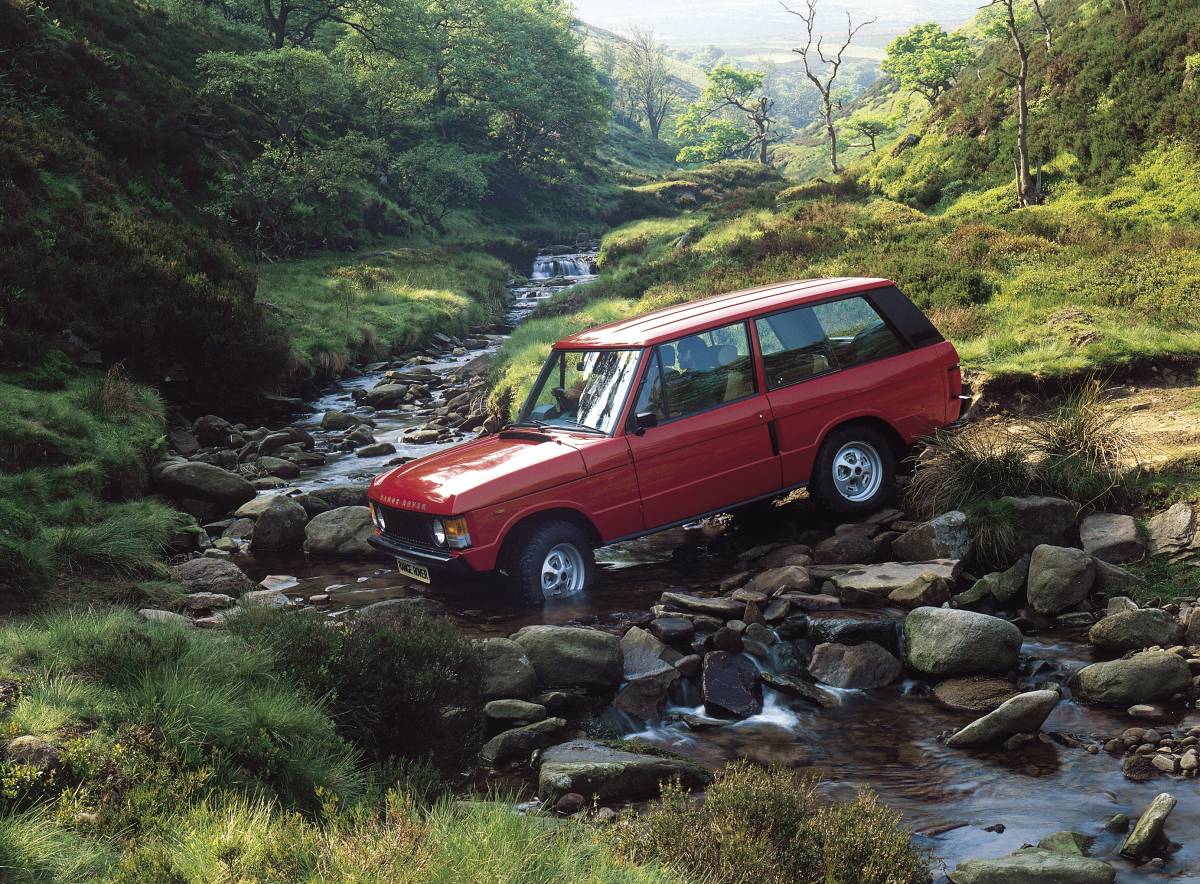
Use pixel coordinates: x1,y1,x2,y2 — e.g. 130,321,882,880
142,249,1200,883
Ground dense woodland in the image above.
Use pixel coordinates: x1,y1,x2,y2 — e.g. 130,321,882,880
2,0,1200,879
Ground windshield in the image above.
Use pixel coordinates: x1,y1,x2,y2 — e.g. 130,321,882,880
518,348,642,435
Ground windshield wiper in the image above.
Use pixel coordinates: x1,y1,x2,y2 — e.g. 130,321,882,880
555,418,606,435
510,418,549,429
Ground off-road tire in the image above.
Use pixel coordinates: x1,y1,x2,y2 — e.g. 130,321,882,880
810,424,896,519
502,519,595,606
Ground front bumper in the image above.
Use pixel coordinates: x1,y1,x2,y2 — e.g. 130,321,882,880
367,532,474,574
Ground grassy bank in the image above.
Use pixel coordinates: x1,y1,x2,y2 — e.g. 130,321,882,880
0,608,927,882
258,243,511,386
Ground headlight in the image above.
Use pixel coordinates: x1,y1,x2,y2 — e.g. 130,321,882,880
368,502,385,532
431,519,447,546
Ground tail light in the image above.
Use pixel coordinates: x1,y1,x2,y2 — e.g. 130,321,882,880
947,364,963,401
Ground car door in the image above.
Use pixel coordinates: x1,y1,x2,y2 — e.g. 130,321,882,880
626,321,782,530
756,295,932,487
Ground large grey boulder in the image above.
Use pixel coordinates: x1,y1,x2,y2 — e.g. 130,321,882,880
479,717,566,765
808,641,900,689
969,554,1030,607
477,638,538,700
538,739,710,800
511,626,622,690
702,651,762,718
171,557,254,597
315,485,370,508
888,572,952,609
812,532,877,565
363,383,410,408
998,495,1078,553
1070,650,1192,706
949,848,1114,884
249,496,308,553
945,690,1059,748
892,511,971,562
904,607,1022,677
614,626,679,720
154,461,256,508
5,736,60,771
1087,608,1183,653
807,612,900,653
814,559,961,596
303,506,375,557
1026,545,1095,614
1079,513,1144,563
1145,502,1196,557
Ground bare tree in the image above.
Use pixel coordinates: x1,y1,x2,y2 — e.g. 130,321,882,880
782,0,876,174
617,27,679,141
1031,0,1052,49
986,0,1042,206
1116,0,1134,17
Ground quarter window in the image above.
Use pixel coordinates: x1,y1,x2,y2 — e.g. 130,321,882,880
756,296,907,390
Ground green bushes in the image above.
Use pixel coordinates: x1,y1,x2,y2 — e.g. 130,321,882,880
230,605,484,777
608,761,928,884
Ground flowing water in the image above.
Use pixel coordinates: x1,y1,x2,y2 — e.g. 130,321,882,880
235,252,1200,882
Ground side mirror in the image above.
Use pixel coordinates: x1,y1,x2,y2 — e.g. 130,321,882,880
634,411,658,434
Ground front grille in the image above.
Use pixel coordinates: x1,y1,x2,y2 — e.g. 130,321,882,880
377,505,434,549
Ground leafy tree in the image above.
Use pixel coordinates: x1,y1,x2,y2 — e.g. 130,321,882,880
391,142,488,228
881,23,973,106
846,112,890,152
784,0,876,174
676,65,775,164
200,47,384,255
616,27,679,141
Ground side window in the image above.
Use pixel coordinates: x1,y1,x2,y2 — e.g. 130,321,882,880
812,296,906,368
756,296,907,391
661,321,756,420
631,350,667,422
756,307,834,390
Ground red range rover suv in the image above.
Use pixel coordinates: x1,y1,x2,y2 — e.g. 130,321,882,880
368,278,963,603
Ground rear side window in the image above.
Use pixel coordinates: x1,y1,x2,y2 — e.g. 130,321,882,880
633,321,756,422
756,296,907,390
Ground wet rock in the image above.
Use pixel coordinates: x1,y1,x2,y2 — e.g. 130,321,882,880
904,607,1022,677
5,735,59,770
971,554,1030,607
192,414,243,447
476,638,537,700
538,739,710,800
757,544,813,569
675,654,702,678
479,717,566,765
154,461,256,508
1070,650,1192,706
1120,792,1176,858
659,592,743,619
949,848,1114,884
183,592,235,611
303,506,376,557
1122,753,1156,782
294,493,332,519
555,792,585,815
1088,609,1183,653
780,592,841,611
1092,559,1144,595
1038,831,1092,856
363,383,410,408
512,626,622,690
945,689,1059,748
649,617,694,644
816,559,961,596
808,641,900,689
933,677,1019,713
888,572,952,609
172,557,254,597
710,626,744,654
998,495,1079,553
760,672,839,707
763,599,791,621
243,588,289,608
321,410,366,431
355,597,446,626
484,699,546,725
893,511,971,562
1145,502,1196,557
812,532,877,565
702,651,762,718
356,442,396,458
257,455,300,479
1079,513,1144,563
807,612,899,653
1027,545,1095,614
138,608,191,626
614,627,679,720
753,566,820,592
168,427,200,456
950,580,991,610
249,496,308,553
316,485,369,508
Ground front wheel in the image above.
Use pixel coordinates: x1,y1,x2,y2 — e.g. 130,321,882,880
503,520,595,606
810,425,895,519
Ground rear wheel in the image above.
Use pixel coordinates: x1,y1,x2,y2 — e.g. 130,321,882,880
503,519,595,606
810,424,895,519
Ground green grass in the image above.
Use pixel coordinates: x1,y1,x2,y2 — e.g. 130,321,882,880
1119,556,1199,606
257,244,510,383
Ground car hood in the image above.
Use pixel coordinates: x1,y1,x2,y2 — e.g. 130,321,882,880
369,430,591,515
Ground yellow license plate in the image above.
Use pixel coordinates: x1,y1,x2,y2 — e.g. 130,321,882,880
395,558,431,584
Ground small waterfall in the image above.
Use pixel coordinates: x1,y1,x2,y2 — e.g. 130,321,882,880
531,254,595,279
